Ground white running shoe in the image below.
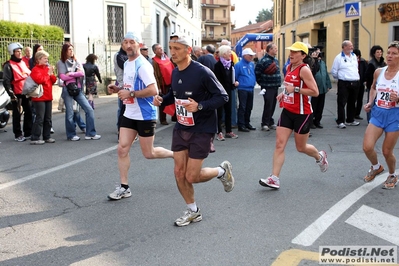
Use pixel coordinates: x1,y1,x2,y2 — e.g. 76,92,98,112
317,150,329,172
85,134,101,140
174,208,202,227
108,186,132,200
259,175,280,189
219,161,234,192
69,136,80,141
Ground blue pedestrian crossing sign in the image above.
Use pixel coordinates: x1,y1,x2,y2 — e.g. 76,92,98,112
345,2,361,17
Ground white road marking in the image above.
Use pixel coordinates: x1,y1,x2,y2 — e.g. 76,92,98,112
291,172,390,246
0,125,172,191
346,205,399,245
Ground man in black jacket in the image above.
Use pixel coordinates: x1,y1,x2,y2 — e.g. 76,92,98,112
353,49,368,120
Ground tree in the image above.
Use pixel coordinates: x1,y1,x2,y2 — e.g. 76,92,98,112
256,7,273,22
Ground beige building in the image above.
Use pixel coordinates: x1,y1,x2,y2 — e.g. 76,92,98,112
201,0,235,46
273,0,399,70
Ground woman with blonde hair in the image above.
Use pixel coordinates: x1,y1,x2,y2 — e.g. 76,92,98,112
29,50,57,144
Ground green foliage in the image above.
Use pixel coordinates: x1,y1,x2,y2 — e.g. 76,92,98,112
255,7,274,23
0,20,64,41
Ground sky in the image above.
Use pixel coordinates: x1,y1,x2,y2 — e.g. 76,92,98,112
231,0,274,29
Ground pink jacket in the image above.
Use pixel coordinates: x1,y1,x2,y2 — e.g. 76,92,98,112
59,71,84,88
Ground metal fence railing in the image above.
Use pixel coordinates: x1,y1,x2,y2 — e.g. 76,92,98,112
0,37,63,68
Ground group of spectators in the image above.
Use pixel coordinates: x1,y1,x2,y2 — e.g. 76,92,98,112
3,42,103,144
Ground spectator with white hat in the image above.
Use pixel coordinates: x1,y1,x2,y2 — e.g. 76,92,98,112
235,48,257,132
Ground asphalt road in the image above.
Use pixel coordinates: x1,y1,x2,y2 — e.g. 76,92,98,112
0,86,398,266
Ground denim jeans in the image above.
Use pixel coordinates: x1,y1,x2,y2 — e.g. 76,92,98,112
61,87,97,139
74,109,86,130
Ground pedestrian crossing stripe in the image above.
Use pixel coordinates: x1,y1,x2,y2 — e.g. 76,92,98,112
347,5,359,16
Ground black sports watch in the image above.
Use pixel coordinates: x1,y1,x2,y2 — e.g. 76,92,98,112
197,103,203,111
294,86,300,93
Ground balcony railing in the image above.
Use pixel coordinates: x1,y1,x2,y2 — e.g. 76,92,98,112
299,0,358,18
201,0,230,7
203,16,230,23
201,33,229,40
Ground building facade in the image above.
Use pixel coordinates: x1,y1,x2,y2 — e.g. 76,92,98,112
273,0,399,70
0,0,202,81
201,0,235,46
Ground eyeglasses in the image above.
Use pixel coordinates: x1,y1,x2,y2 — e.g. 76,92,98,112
140,48,148,51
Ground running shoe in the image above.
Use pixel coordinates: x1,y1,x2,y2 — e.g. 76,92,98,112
219,160,234,192
382,174,398,189
216,132,225,141
259,175,280,189
15,136,26,142
174,208,202,227
364,165,384,182
69,136,80,141
346,121,360,126
30,140,45,145
337,123,346,129
108,185,132,200
317,150,329,173
85,134,101,140
225,132,238,139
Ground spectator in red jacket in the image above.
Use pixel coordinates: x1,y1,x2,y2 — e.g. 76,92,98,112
29,50,57,144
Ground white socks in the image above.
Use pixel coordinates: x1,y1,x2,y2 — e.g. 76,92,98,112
187,202,197,212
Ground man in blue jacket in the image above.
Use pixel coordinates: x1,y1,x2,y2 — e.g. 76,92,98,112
235,48,257,132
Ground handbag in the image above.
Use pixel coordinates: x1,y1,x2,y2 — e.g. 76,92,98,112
28,84,43,98
22,76,43,98
66,82,80,96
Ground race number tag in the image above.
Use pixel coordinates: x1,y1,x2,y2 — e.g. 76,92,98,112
175,98,195,126
122,85,135,105
282,82,294,104
377,89,396,109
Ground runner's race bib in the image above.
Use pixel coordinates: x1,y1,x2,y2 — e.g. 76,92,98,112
175,98,195,126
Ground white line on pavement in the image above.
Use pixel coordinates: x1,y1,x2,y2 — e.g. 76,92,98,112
291,173,390,246
0,125,172,191
346,205,399,246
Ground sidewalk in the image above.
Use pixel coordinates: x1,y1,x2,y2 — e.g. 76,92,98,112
51,93,118,114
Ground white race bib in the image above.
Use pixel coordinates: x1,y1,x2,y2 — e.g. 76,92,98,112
175,98,195,126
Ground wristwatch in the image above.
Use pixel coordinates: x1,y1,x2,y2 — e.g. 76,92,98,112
197,103,203,111
130,91,135,98
294,86,300,93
